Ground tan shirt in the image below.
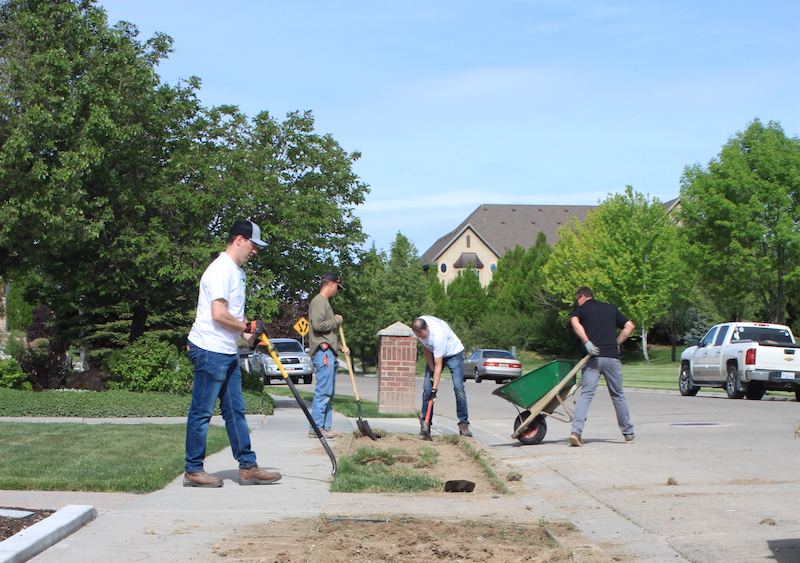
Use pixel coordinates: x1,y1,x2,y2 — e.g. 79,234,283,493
308,292,341,355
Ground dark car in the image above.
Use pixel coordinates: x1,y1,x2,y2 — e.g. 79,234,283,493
463,349,522,383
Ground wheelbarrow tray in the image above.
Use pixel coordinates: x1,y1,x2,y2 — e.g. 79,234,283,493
492,359,579,413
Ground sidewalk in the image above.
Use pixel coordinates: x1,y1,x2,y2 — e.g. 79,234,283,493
1,394,685,563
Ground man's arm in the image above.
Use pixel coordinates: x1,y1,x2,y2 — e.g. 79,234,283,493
211,299,254,343
570,315,589,343
617,320,635,345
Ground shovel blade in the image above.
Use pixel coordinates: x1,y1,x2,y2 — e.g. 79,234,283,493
357,418,378,440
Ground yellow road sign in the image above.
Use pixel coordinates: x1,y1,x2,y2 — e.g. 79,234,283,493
294,317,309,337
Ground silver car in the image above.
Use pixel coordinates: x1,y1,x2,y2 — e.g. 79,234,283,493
251,338,313,385
463,349,522,383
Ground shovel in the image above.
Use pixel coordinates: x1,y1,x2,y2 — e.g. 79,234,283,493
259,334,337,476
338,326,377,440
420,395,435,441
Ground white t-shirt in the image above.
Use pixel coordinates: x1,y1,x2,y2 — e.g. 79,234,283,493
187,252,246,354
416,315,464,358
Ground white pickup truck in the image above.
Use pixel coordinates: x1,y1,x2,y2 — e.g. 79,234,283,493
679,322,800,401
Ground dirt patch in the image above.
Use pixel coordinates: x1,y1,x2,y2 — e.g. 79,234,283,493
212,517,592,562
0,507,55,540
330,431,503,494
211,432,614,562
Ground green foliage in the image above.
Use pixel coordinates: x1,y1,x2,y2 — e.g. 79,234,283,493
4,280,36,331
0,422,231,492
438,266,487,327
0,387,274,417
544,187,682,360
105,334,193,394
679,119,800,324
0,1,368,363
0,357,30,390
338,234,428,371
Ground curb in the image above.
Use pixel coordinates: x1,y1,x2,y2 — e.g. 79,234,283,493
0,505,97,563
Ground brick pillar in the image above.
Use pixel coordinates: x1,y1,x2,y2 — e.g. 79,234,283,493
377,322,417,414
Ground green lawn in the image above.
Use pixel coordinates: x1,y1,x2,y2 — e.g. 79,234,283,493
0,422,230,492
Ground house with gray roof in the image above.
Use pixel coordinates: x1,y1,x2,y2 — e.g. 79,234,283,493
421,199,679,288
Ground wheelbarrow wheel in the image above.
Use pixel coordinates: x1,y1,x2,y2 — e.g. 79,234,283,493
513,410,547,445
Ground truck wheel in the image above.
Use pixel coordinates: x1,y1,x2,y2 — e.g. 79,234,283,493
262,375,271,386
513,411,547,445
726,366,745,399
795,389,800,402
303,375,312,385
679,364,699,396
745,383,765,400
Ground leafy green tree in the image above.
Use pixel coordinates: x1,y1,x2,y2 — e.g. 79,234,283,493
338,234,428,371
438,266,487,328
679,119,800,324
544,187,681,361
0,1,369,365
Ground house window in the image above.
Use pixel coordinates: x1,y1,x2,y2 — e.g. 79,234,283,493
490,263,497,273
466,235,471,248
440,263,447,273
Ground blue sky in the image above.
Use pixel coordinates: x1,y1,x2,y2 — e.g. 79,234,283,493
99,0,799,256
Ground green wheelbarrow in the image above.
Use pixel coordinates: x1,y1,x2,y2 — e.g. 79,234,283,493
492,355,589,445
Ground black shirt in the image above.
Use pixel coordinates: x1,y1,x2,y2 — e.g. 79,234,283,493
570,298,629,358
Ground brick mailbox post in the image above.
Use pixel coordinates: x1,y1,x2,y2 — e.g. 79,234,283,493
376,322,417,414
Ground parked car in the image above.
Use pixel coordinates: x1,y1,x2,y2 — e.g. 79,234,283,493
463,349,522,383
251,338,313,385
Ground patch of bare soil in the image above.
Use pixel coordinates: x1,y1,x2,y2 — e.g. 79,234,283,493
212,432,614,562
213,516,585,562
0,507,54,541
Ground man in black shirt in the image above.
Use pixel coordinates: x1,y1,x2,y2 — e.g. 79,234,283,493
568,286,635,446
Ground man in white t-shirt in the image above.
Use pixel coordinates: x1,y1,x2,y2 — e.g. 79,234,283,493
412,316,472,437
184,220,281,488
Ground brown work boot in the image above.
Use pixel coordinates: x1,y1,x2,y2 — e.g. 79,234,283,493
569,433,584,447
239,465,282,486
183,470,223,488
458,423,473,437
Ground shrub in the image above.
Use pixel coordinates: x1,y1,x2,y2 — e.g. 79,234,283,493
0,388,274,417
106,334,193,394
0,358,31,391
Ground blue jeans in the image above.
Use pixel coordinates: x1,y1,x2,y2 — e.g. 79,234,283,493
185,342,257,473
311,348,338,430
422,353,469,425
571,356,634,438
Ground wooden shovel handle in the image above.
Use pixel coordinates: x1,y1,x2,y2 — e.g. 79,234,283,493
338,325,360,402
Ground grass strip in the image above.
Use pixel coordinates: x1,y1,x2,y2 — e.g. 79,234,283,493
0,388,275,417
445,434,512,494
0,422,230,492
330,444,443,493
265,386,415,418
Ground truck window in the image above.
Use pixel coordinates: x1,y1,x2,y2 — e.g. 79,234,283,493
700,327,718,347
714,326,729,346
735,327,793,344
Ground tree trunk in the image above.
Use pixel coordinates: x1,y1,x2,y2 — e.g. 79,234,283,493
130,304,148,342
641,325,650,363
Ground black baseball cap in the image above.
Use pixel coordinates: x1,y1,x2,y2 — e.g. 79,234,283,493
229,220,266,246
321,272,343,290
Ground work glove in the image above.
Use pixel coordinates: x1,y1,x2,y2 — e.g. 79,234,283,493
584,340,600,356
244,320,267,338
